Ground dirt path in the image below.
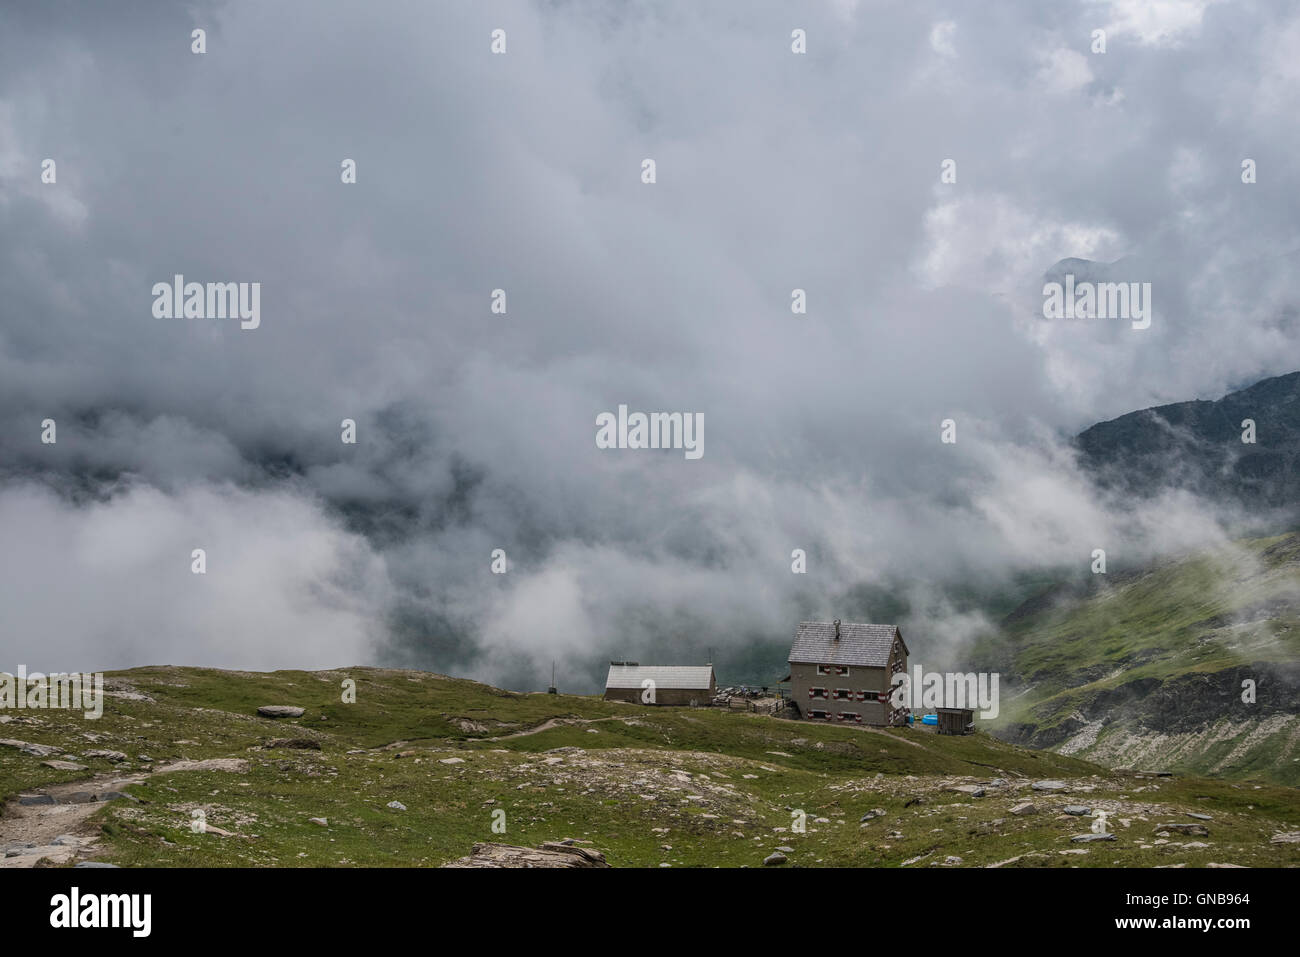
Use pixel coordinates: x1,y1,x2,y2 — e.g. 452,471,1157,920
0,758,248,868
484,715,626,741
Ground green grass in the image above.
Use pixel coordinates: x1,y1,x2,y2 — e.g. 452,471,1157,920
3,665,1299,867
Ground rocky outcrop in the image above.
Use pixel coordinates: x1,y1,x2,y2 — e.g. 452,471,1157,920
442,842,609,868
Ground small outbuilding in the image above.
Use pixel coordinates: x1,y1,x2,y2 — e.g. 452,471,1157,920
603,662,716,706
936,707,975,735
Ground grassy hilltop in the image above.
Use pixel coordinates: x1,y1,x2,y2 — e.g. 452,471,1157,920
2,665,1299,868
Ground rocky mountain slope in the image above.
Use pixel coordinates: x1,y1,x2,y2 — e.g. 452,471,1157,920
2,666,1298,867
1074,369,1300,514
975,532,1300,785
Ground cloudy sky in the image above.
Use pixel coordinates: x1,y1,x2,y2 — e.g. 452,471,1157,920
1,0,1297,689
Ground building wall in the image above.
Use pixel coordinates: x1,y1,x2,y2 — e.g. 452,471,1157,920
790,662,891,725
789,638,909,727
604,684,714,706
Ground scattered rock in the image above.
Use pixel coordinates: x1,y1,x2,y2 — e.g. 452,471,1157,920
0,738,62,757
39,760,87,771
387,801,407,811
155,758,248,774
309,817,328,827
1063,806,1092,816
1269,832,1300,844
1010,802,1037,816
1071,833,1116,842
18,794,56,806
1186,812,1212,821
1032,780,1068,792
439,757,466,765
950,785,986,798
83,750,128,762
1156,823,1209,836
763,852,787,866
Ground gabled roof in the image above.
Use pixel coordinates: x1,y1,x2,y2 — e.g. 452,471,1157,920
604,664,716,691
787,622,905,667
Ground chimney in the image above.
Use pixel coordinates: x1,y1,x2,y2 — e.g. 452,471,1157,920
833,618,841,640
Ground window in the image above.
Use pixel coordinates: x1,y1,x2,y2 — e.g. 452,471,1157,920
808,687,828,699
835,666,851,676
808,709,831,721
837,711,861,723
816,665,831,676
859,689,883,702
833,688,852,700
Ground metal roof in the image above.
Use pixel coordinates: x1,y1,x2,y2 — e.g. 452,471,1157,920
604,664,716,690
787,621,904,667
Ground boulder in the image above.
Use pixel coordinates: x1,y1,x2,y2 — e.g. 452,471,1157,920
763,852,787,866
1010,802,1037,816
256,706,305,719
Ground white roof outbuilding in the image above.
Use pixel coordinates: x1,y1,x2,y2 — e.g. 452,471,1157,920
604,664,716,691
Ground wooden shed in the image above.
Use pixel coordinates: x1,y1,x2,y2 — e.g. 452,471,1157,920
936,707,975,735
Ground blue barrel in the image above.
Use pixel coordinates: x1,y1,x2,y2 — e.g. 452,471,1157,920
921,713,938,726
